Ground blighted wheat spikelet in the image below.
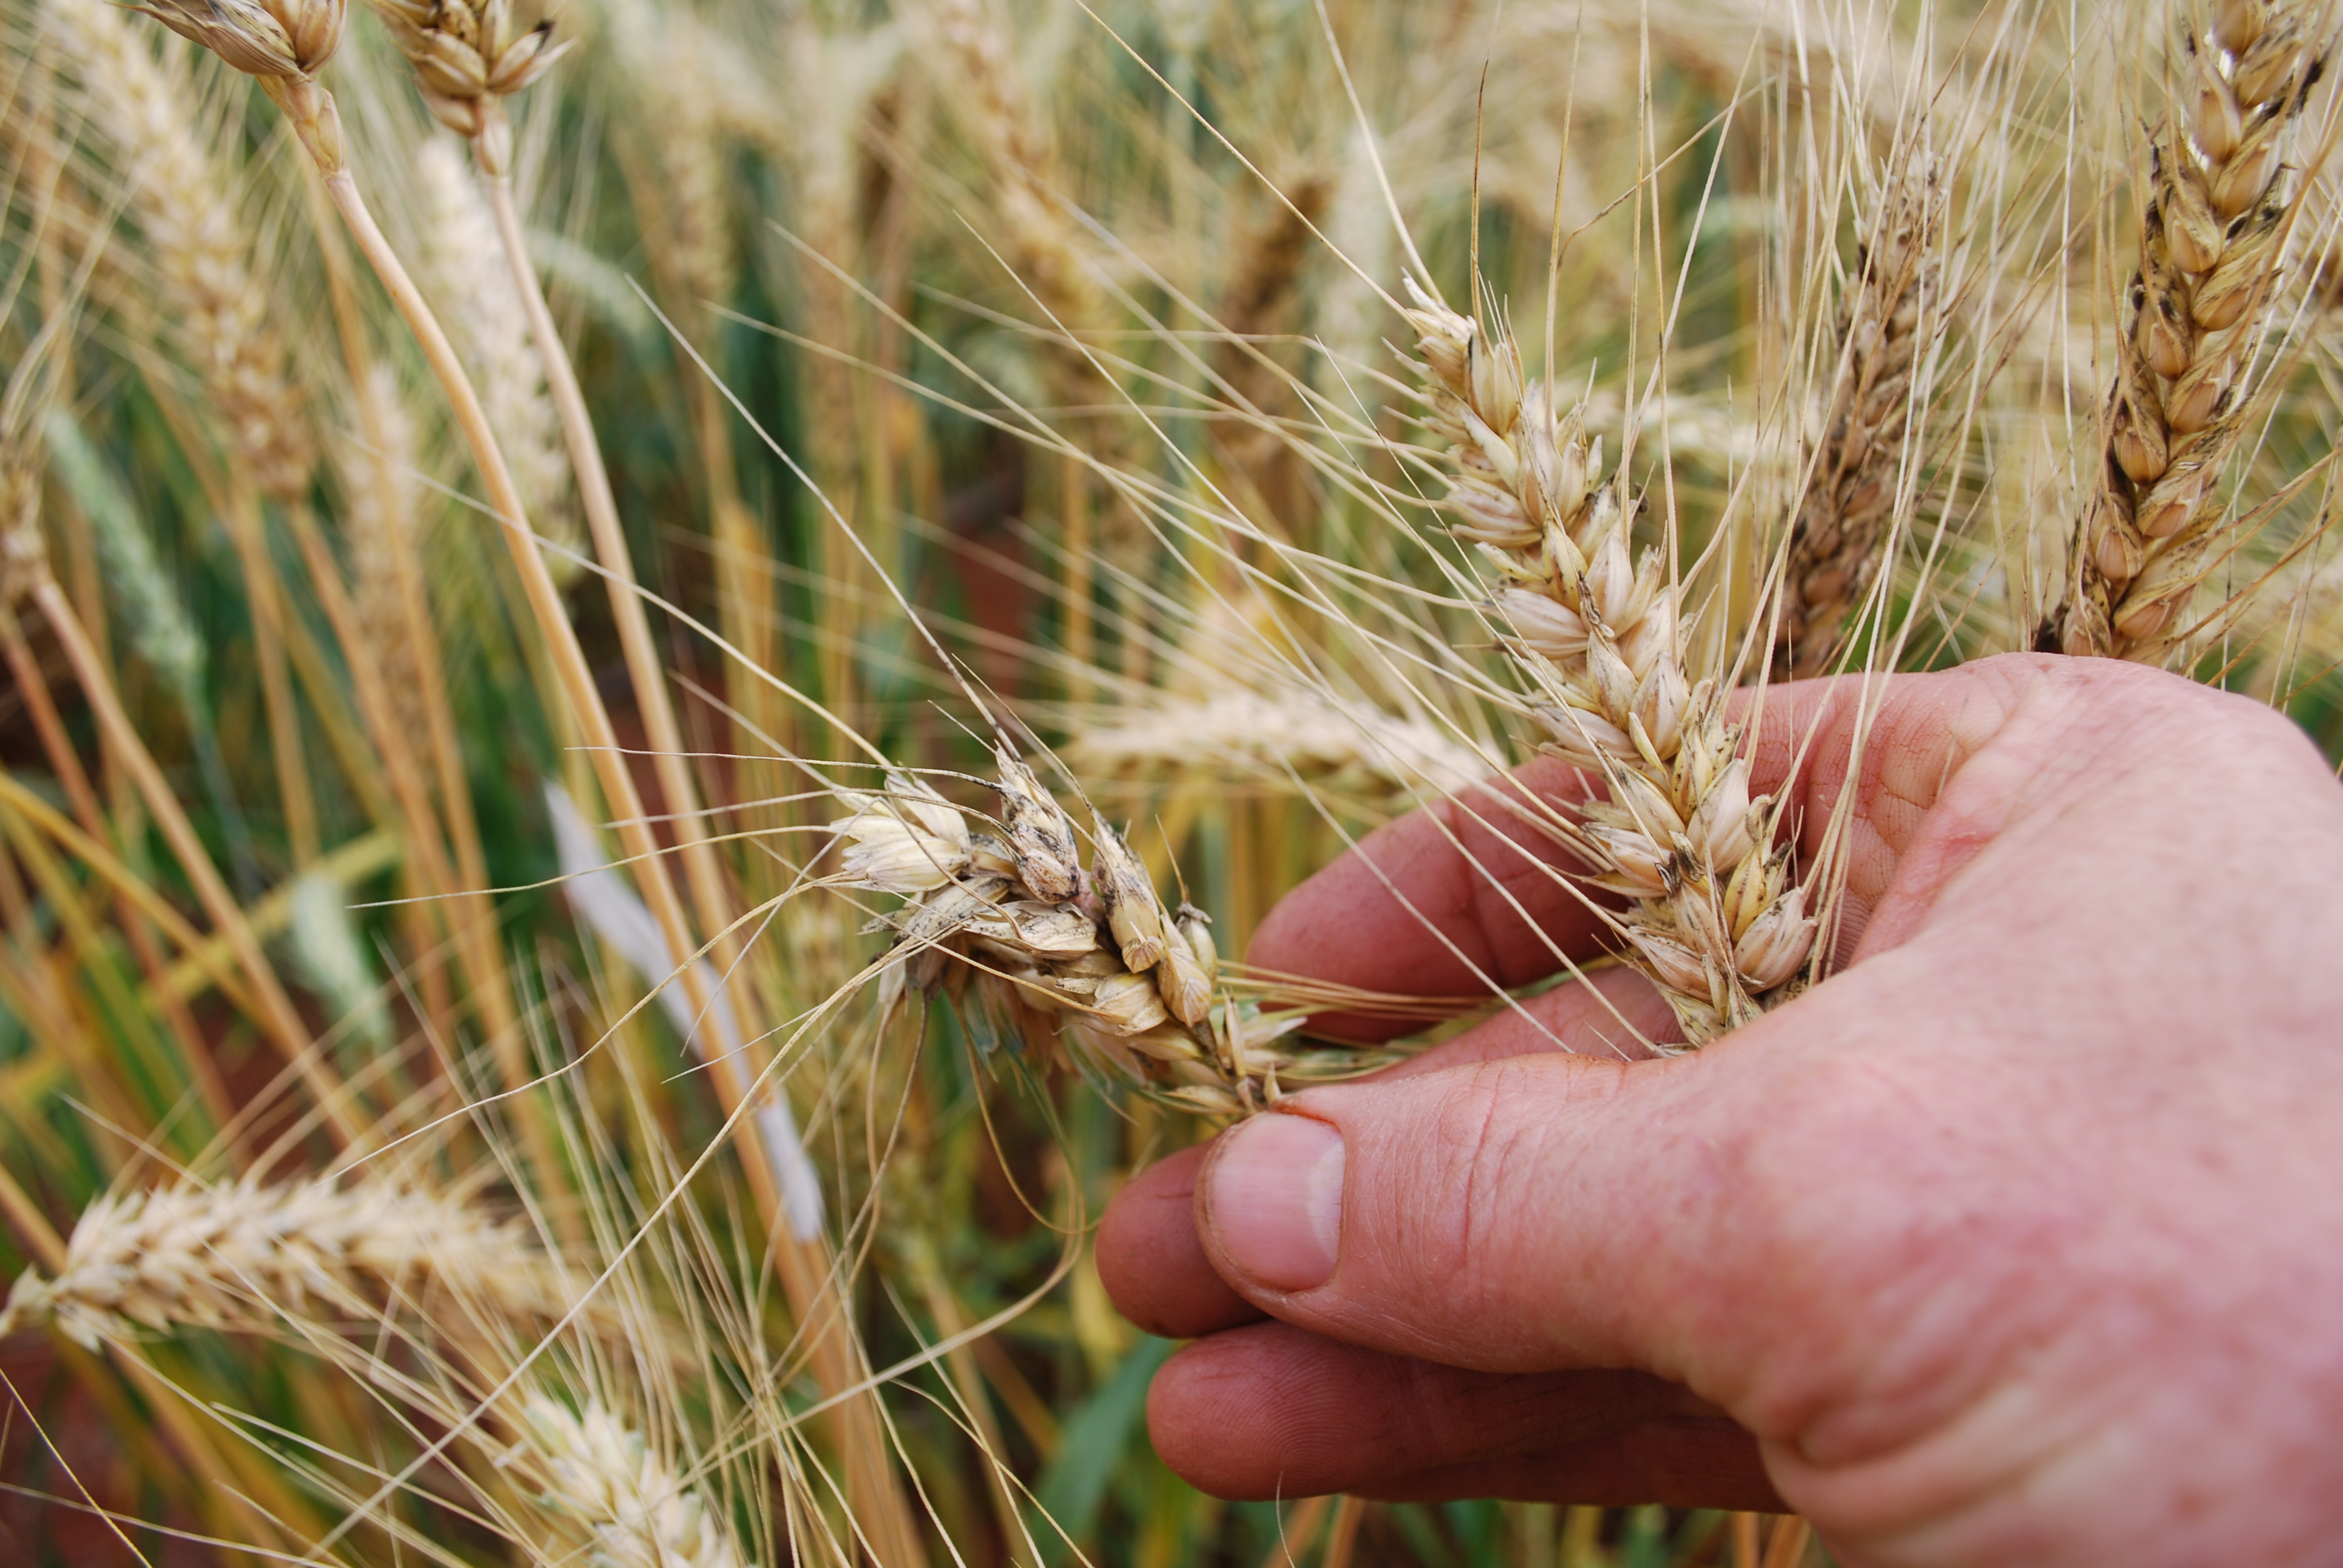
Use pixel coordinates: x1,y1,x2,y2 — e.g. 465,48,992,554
1,1175,570,1348
1777,152,1947,678
2055,1,2327,660
829,753,1412,1115
517,1393,747,1568
45,0,313,499
1398,283,1815,1046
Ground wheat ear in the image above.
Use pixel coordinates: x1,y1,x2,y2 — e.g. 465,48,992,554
516,1393,750,1568
830,753,1419,1115
1398,284,1815,1046
0,1175,570,1348
1777,151,1947,678
2056,2,2330,659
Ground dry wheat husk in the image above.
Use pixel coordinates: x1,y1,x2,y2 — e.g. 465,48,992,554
1777,151,1947,677
2055,1,2332,661
1397,284,1815,1047
0,1174,572,1349
828,753,1413,1116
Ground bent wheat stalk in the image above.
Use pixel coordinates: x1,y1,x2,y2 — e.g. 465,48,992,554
2054,1,2330,660
1397,285,1817,1047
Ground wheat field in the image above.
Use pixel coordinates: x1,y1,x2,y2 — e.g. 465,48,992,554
0,0,2338,1563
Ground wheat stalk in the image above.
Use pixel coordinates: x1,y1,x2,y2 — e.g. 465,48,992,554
516,1393,750,1568
1397,284,1815,1047
2054,1,2330,660
1777,150,1947,678
0,1175,570,1349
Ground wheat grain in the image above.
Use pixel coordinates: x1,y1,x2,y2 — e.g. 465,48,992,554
1777,150,1946,677
2055,2,2331,660
1397,283,1814,1046
45,0,313,500
0,1175,569,1349
517,1393,749,1568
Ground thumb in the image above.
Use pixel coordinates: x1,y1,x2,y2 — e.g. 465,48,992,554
1194,1042,1798,1408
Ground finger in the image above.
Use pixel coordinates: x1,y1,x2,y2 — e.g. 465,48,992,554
1147,1319,1780,1509
1248,759,1610,1040
1191,1044,1789,1396
1375,967,1679,1080
1096,1144,1261,1339
1101,972,1673,1340
1251,658,2051,1036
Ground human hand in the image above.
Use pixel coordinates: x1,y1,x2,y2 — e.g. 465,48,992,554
1096,653,2343,1567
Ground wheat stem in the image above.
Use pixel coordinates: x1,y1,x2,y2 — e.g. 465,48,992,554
25,573,362,1139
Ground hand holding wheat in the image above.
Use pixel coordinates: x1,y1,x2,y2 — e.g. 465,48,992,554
1103,656,2343,1568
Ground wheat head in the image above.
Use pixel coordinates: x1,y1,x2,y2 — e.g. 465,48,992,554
2056,0,2330,659
517,1393,749,1568
1,1174,571,1349
1398,284,1815,1047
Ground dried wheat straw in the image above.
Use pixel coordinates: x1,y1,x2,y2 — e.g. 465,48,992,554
1,1175,568,1348
1398,284,1814,1045
1777,152,1945,677
517,1393,747,1568
2056,1,2329,659
829,753,1411,1115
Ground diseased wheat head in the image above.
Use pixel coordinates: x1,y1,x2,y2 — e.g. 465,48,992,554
829,751,1415,1114
372,0,570,151
2056,0,2332,660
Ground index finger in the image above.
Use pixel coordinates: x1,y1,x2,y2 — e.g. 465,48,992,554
1250,661,2037,1040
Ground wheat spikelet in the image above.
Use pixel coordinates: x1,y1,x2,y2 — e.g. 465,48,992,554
45,0,313,499
416,136,577,557
1397,283,1814,1046
517,1393,749,1568
2055,1,2332,660
828,755,1412,1116
0,1174,570,1349
1777,150,1947,677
